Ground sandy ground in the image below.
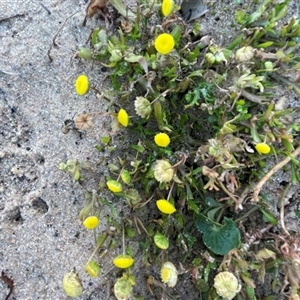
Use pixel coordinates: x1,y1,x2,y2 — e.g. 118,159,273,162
0,1,116,299
0,0,299,299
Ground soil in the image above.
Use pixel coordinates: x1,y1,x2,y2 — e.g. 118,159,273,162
0,0,299,300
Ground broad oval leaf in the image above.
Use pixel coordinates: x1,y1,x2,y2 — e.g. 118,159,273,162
195,214,240,255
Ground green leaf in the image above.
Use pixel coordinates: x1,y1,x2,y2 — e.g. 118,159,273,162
101,136,111,145
207,207,223,220
257,41,274,48
78,201,93,222
295,211,300,219
260,208,278,225
130,144,145,153
205,196,223,207
187,199,200,214
195,214,241,255
245,285,257,300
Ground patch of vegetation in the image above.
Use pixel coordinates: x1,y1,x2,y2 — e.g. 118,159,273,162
59,0,300,299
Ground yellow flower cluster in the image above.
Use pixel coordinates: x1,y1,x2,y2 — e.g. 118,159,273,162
83,216,99,230
155,33,175,55
154,132,171,147
75,75,89,95
255,142,271,154
118,108,129,127
156,199,176,214
113,254,134,269
162,0,175,17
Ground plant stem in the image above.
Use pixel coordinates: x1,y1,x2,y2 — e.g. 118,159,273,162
252,145,300,202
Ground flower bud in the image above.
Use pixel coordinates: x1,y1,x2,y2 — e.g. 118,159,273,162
114,276,133,300
235,46,254,62
205,53,216,64
214,271,240,300
154,160,174,183
62,271,83,298
134,96,152,118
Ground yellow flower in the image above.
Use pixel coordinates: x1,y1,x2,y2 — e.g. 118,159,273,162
83,216,99,230
107,180,123,193
113,254,134,269
162,0,174,17
156,199,176,214
75,75,89,95
161,262,177,287
118,108,129,127
154,133,171,147
154,160,174,183
154,33,175,55
214,271,241,300
255,143,271,154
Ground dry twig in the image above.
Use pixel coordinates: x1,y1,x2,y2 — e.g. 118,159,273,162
279,182,291,236
47,11,81,62
252,145,300,202
0,14,26,23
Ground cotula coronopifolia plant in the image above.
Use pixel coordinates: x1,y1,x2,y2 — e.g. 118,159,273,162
60,0,300,298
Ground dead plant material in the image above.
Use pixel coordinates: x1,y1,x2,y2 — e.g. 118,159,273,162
0,271,14,300
0,14,26,23
252,145,300,202
83,0,110,26
47,11,81,62
74,114,94,130
279,182,292,236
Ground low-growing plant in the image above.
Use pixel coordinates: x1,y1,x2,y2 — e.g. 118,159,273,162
59,0,300,299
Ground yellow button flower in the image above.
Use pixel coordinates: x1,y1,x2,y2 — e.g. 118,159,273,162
83,216,99,230
255,143,271,154
75,75,89,95
113,254,134,269
154,132,170,147
154,33,175,55
118,108,129,127
162,0,174,17
161,262,177,287
107,180,123,193
156,199,176,214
